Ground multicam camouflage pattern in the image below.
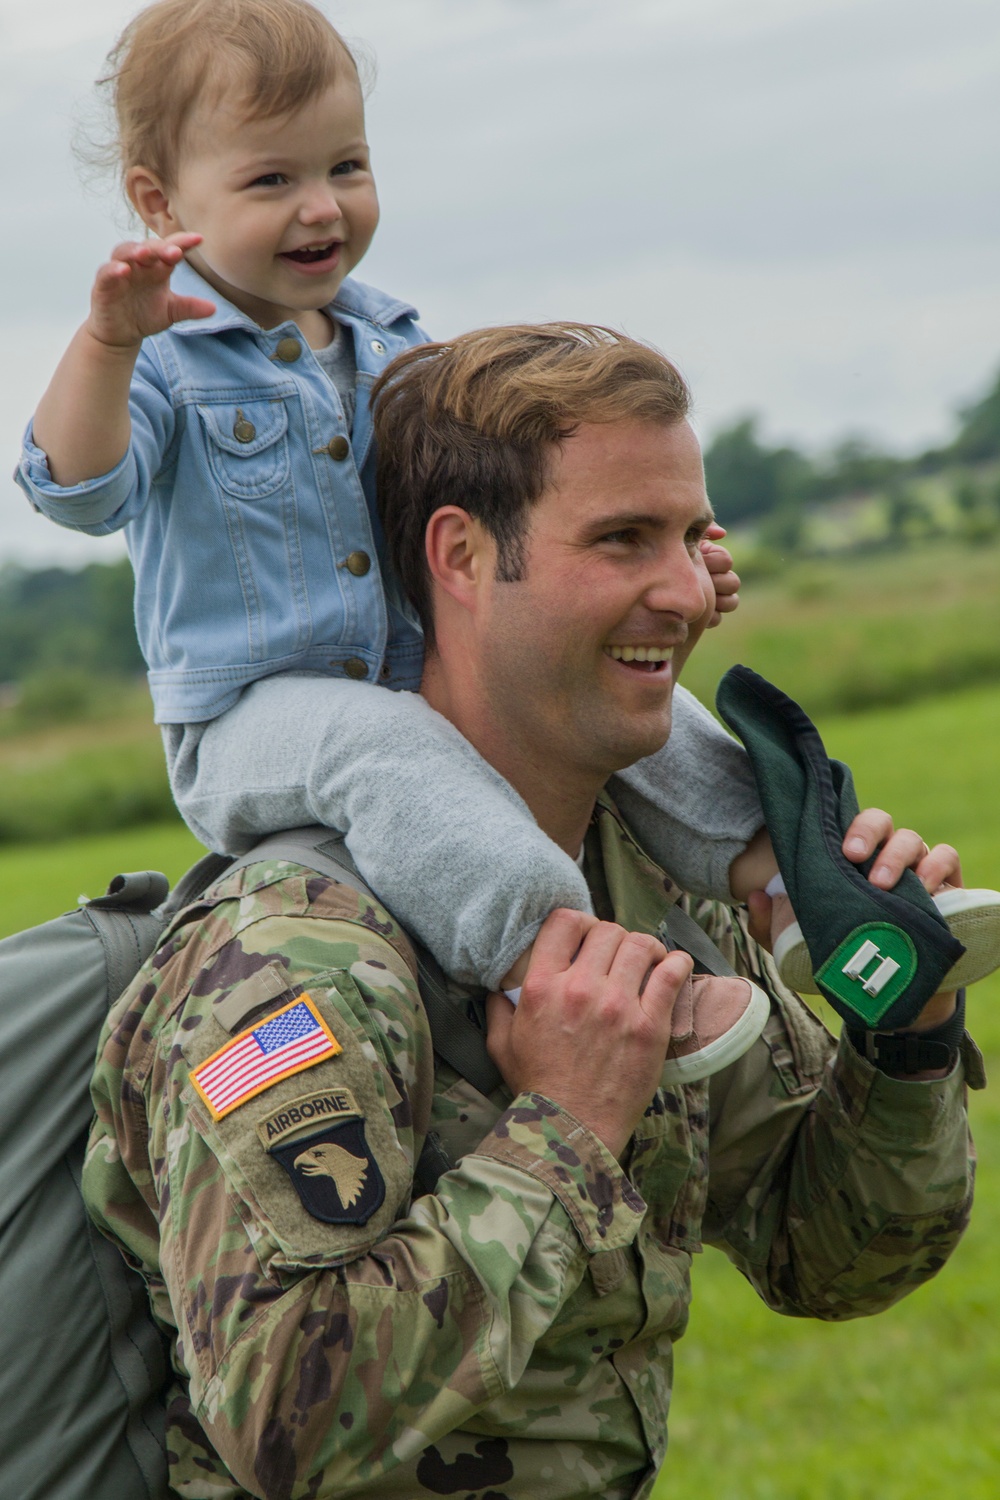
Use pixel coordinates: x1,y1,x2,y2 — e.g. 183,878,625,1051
83,798,976,1500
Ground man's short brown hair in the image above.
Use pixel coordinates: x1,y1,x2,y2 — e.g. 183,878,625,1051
372,323,691,642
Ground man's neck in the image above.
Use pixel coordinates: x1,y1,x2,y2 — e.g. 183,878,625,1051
420,655,598,858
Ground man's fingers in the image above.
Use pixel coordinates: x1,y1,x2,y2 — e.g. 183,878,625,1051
484,990,516,1066
606,930,668,993
526,907,601,980
842,807,893,862
639,950,693,1025
844,810,964,893
916,842,962,895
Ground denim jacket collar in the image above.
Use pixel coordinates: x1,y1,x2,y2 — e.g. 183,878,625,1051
168,260,420,339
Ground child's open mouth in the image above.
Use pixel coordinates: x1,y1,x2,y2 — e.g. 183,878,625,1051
282,241,341,267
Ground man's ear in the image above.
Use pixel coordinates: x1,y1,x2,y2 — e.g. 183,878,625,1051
126,166,178,237
425,507,491,614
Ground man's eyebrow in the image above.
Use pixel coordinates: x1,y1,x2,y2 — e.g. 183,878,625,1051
583,508,716,534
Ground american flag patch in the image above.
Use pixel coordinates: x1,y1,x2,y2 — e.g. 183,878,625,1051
191,995,341,1120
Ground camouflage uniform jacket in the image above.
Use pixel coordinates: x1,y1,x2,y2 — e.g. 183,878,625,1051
83,797,977,1500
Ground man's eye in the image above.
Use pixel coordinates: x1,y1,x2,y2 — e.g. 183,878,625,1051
602,529,639,546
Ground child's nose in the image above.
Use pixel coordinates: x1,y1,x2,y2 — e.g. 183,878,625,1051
299,186,344,225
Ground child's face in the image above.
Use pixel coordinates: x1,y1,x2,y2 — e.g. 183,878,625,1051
145,80,379,332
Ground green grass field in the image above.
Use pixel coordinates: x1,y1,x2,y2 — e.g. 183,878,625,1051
3,689,999,1496
682,537,1000,719
656,684,1000,1499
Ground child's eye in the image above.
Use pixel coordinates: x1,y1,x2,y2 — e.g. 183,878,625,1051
331,160,361,177
250,172,287,188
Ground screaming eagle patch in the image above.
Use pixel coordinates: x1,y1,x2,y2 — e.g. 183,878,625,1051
269,1118,385,1225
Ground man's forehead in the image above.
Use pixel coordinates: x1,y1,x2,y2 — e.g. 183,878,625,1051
543,417,709,517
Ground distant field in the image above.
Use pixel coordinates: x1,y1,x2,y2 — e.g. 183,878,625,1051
682,537,1000,718
0,822,203,937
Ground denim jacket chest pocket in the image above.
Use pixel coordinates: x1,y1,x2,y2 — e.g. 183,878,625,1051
197,399,291,499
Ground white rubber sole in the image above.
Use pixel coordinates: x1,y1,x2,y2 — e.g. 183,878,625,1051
661,979,771,1085
775,887,1000,997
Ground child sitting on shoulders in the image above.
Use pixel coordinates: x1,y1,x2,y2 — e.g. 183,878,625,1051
17,0,768,1065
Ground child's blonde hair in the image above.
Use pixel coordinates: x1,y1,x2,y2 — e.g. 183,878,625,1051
100,0,358,190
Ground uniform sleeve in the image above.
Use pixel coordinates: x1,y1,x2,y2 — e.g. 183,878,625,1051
139,903,645,1497
14,344,176,534
703,960,975,1321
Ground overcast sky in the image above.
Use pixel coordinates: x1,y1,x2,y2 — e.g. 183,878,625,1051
1,0,997,566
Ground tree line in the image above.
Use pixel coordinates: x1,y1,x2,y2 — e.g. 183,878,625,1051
2,362,998,691
703,363,1000,547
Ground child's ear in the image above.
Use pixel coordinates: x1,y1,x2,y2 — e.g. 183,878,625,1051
126,166,177,237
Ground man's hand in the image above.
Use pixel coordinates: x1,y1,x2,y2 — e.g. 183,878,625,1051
700,522,740,629
486,909,692,1159
87,232,215,350
747,808,962,1039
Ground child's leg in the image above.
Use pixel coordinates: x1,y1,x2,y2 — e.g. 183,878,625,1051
164,674,593,989
608,684,765,903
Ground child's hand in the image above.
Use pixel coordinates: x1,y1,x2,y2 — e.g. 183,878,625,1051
87,232,215,349
700,522,740,628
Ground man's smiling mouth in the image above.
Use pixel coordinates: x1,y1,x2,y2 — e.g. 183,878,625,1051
604,645,674,671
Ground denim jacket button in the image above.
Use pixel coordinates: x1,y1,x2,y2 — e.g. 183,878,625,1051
370,339,386,355
325,435,351,461
275,336,302,362
343,657,369,680
345,551,371,577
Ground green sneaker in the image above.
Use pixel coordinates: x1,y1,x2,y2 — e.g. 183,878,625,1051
716,664,968,1030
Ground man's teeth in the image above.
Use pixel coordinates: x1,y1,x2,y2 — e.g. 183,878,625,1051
605,645,673,663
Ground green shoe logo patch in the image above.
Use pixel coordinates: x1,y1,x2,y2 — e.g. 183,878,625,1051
816,923,918,1024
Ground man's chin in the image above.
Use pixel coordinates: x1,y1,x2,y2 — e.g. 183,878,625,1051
601,714,673,775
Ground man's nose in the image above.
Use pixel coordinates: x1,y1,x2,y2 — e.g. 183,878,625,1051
642,543,713,623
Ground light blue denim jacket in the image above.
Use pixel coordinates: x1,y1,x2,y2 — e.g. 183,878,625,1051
16,264,428,722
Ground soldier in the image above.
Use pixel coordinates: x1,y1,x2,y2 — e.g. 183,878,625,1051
84,324,978,1500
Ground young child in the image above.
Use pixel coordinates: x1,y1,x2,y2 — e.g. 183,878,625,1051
16,0,768,1025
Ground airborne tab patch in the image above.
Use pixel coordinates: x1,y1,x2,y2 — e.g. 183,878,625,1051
191,994,341,1120
270,1118,385,1224
256,1087,362,1149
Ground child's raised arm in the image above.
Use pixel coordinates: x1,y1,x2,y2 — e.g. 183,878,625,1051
32,232,214,487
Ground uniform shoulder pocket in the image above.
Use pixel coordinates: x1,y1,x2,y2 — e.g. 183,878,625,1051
176,970,414,1270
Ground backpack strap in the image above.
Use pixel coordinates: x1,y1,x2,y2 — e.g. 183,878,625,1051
84,870,173,1008
657,902,738,978
226,830,504,1099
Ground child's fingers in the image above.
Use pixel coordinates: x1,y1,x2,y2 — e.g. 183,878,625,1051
168,294,216,323
162,230,203,250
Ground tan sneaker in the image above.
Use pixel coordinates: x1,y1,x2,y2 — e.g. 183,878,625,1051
662,973,770,1084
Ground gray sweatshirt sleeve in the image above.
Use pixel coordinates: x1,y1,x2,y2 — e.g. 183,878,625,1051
608,684,763,901
165,674,592,989
165,675,762,987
